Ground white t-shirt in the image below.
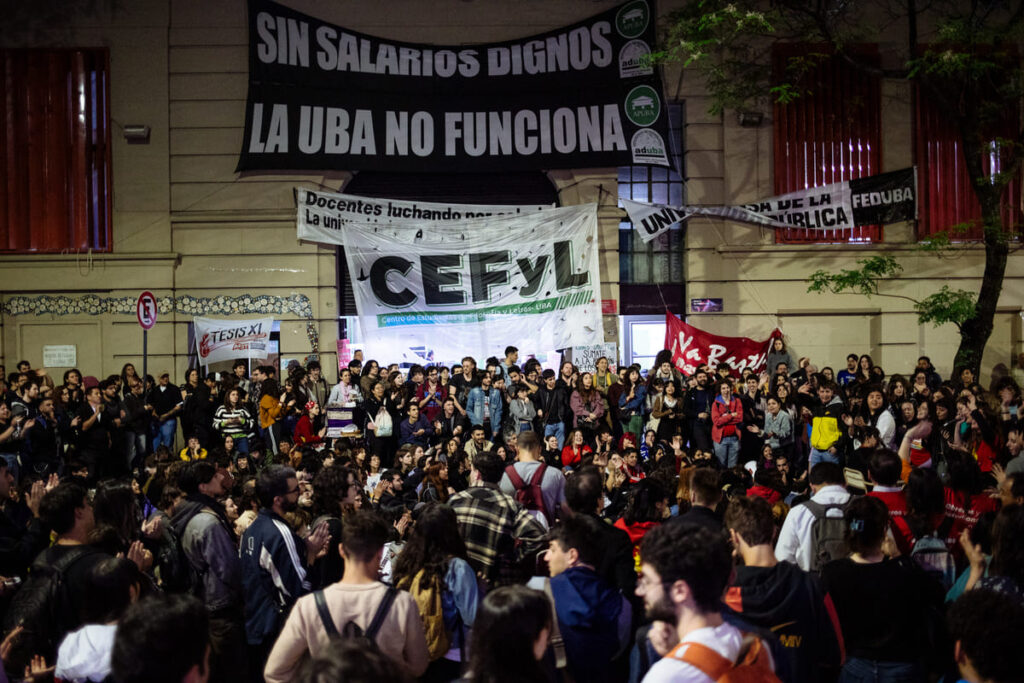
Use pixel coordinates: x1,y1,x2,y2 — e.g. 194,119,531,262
641,623,745,683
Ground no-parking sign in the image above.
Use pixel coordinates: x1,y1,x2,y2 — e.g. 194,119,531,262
136,291,158,330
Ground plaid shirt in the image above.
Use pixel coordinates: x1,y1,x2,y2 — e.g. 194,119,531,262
448,483,546,586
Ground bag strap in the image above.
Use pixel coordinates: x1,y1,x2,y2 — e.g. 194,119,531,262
528,462,547,487
671,641,734,680
365,586,398,642
313,590,340,639
505,465,526,490
803,499,825,519
49,546,95,573
543,578,568,670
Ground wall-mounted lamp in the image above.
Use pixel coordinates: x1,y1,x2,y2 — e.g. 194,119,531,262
123,124,151,143
737,111,764,127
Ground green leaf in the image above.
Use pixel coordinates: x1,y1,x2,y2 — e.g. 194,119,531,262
914,287,976,327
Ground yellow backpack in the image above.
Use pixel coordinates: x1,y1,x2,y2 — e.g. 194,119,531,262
401,569,450,661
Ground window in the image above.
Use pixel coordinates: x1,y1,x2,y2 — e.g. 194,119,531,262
773,45,882,243
0,49,111,253
617,103,685,313
915,86,1021,240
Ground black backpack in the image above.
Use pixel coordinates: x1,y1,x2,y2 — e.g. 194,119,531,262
161,523,202,593
1,546,96,673
313,586,398,650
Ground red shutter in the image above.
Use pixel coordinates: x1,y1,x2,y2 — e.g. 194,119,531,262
0,49,111,253
915,85,1021,240
773,45,882,243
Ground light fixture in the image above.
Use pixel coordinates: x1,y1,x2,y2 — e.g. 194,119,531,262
737,111,764,127
123,124,151,143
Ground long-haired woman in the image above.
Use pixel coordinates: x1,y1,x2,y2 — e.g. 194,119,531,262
618,367,647,444
462,585,550,683
214,386,252,454
393,503,481,682
259,378,289,455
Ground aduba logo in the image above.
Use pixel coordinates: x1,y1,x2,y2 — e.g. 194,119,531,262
618,40,653,78
624,85,660,127
616,0,649,39
630,129,668,166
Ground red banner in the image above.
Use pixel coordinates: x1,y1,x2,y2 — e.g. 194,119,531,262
664,312,780,376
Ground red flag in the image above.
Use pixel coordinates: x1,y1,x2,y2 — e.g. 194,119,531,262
664,311,780,377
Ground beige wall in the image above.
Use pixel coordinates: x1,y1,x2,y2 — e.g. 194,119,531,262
1,0,1020,384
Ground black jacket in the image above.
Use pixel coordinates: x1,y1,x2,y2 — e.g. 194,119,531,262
534,385,568,424
727,561,842,682
0,503,48,578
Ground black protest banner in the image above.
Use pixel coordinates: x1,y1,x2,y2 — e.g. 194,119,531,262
237,0,673,172
848,168,917,226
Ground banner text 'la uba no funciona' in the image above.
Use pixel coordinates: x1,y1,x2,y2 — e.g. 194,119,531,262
238,0,674,172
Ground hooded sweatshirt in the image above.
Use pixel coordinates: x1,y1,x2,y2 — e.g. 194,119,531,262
724,561,843,682
55,623,117,682
807,395,845,451
548,566,628,683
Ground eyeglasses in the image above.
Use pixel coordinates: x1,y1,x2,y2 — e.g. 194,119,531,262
284,486,300,495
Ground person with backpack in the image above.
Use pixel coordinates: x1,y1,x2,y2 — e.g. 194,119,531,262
392,503,480,683
636,522,780,682
169,460,249,683
498,431,565,529
775,462,853,572
449,451,547,587
263,510,429,682
2,481,111,676
526,514,631,683
821,496,945,683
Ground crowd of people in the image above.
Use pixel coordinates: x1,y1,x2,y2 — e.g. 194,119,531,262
0,340,1022,683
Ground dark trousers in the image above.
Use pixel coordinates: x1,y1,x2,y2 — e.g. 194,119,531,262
209,611,249,683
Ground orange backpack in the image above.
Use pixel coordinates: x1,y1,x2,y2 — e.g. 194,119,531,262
667,634,781,682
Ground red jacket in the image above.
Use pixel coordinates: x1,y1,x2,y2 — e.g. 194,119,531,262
560,444,592,468
293,414,322,445
711,396,743,443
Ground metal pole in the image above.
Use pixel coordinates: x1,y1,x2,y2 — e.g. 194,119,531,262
142,330,148,389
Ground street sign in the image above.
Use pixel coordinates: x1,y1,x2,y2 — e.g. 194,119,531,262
136,291,157,330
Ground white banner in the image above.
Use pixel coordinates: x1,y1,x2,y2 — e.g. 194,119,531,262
300,204,603,360
296,188,550,239
623,168,917,243
194,317,274,364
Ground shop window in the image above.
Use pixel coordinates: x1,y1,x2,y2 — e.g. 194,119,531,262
0,49,111,253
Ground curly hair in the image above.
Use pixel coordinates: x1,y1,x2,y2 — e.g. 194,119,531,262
639,523,731,613
947,589,1024,683
311,466,355,518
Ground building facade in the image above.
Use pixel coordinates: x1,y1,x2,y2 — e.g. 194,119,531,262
1,0,1021,383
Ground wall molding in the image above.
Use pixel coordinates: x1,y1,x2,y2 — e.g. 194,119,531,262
1,293,319,352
